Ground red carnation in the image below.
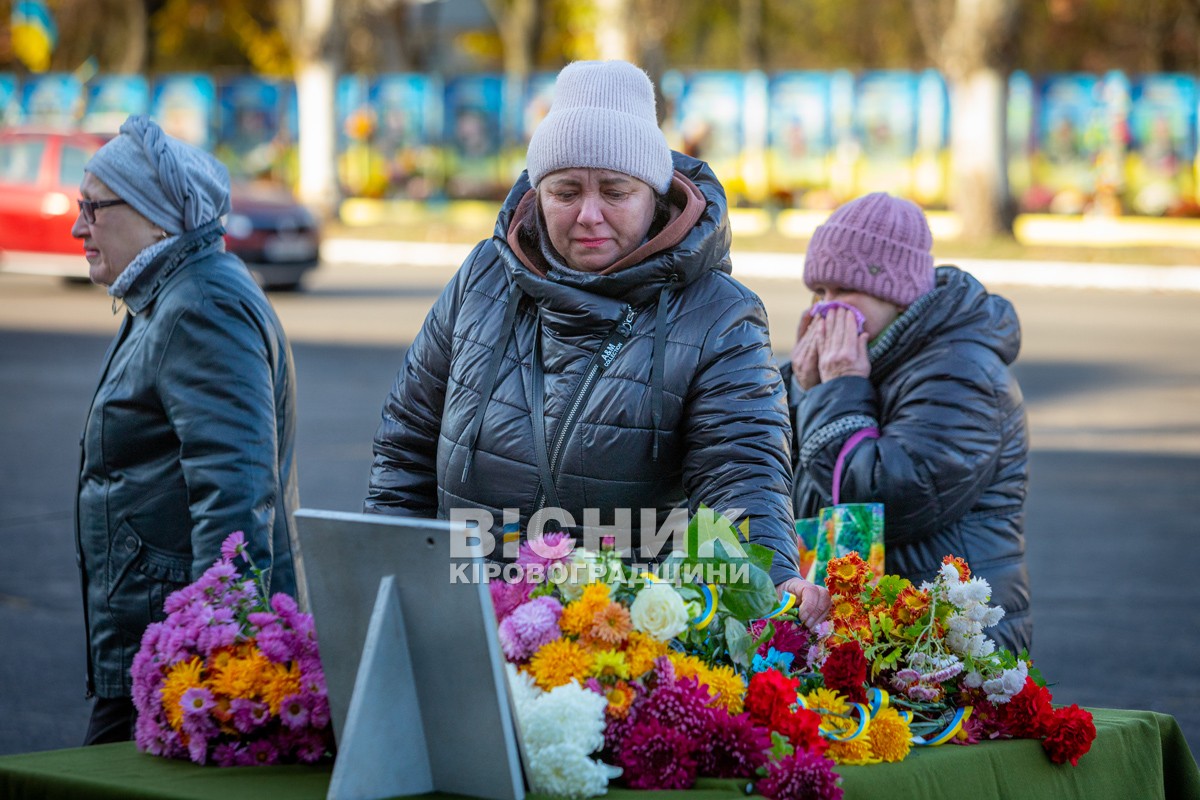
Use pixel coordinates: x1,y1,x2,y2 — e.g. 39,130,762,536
745,669,801,726
820,641,868,704
771,707,829,754
1001,677,1054,739
1042,705,1096,766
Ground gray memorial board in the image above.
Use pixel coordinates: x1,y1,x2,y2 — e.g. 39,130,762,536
295,509,524,800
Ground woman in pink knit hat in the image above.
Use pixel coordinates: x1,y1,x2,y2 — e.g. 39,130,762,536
785,192,1032,655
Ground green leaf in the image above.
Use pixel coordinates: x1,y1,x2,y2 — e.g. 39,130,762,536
768,731,795,761
718,562,778,621
724,617,754,669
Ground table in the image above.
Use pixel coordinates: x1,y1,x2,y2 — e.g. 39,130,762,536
1,708,1197,800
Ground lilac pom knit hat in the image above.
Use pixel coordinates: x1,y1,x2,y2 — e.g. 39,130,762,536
803,193,935,307
526,60,673,194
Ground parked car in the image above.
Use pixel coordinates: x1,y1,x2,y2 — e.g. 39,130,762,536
0,128,321,290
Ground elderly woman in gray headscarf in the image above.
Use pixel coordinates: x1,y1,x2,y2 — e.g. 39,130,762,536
71,115,300,745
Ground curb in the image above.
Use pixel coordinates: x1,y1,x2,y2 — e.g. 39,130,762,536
320,238,1200,294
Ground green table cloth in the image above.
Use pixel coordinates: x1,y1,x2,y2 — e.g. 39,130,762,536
1,708,1197,800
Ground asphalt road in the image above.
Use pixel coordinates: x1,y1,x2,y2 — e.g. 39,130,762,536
1,261,1198,758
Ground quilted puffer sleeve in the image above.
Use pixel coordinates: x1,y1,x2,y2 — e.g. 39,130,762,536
795,345,1005,545
365,242,485,516
681,290,801,585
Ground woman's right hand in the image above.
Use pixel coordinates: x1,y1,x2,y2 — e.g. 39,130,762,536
817,308,870,383
791,313,823,390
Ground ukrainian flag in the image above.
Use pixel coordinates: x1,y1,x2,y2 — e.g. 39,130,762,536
13,0,58,73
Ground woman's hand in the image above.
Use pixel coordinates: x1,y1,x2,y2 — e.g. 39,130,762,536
817,308,870,382
776,577,831,628
791,313,823,390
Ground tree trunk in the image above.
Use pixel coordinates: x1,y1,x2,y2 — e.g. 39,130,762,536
283,0,341,220
594,0,632,61
949,69,1009,239
112,0,148,73
913,0,1017,241
739,0,763,70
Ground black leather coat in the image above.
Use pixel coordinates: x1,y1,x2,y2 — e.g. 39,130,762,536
76,223,299,697
367,154,800,584
787,267,1032,653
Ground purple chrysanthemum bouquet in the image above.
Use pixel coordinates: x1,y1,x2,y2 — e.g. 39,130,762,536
131,532,334,766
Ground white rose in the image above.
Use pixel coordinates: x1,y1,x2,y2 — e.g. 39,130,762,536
629,582,689,642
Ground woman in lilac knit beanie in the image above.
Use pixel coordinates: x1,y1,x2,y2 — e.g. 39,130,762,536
786,192,1032,656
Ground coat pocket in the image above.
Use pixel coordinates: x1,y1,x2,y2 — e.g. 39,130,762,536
106,526,193,642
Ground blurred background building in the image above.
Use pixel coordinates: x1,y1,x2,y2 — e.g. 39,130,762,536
2,0,1199,236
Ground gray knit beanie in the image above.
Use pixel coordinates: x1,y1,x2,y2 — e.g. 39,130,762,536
526,60,673,194
803,193,935,307
85,114,231,235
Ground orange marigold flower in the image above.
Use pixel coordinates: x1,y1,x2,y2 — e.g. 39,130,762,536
586,602,632,646
560,583,611,637
528,638,595,691
826,553,871,594
942,555,971,581
891,586,931,626
603,680,637,719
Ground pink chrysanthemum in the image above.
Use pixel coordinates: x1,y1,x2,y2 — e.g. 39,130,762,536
516,531,575,569
220,531,248,563
634,674,713,741
757,748,844,800
616,718,699,790
497,595,563,661
489,579,535,621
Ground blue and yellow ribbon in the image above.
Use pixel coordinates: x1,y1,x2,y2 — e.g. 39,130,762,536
910,706,973,746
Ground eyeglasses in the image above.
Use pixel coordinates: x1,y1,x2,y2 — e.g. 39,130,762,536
77,198,128,224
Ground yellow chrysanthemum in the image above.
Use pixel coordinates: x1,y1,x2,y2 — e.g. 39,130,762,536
528,638,595,690
559,583,611,637
868,707,912,762
161,656,205,731
666,651,705,680
697,663,746,714
622,630,668,678
589,649,631,682
891,586,931,626
261,661,302,716
208,645,272,700
828,734,880,765
804,687,851,716
586,602,632,647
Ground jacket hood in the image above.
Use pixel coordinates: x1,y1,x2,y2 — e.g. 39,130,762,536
871,266,1021,378
491,151,732,309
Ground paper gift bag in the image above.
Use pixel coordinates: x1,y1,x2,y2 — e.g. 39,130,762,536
795,427,886,586
811,503,885,586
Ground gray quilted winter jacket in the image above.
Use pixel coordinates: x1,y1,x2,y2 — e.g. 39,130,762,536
787,267,1032,654
366,153,801,584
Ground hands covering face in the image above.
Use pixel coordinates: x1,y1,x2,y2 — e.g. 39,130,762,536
790,306,872,390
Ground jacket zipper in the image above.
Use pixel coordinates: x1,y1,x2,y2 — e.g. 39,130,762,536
535,305,637,511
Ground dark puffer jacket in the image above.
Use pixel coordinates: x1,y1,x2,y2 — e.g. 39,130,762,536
77,223,299,698
367,153,800,584
787,267,1031,653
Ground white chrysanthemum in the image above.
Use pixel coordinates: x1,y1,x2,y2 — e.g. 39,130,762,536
945,630,969,656
939,563,962,583
983,661,1028,703
520,681,607,756
967,633,995,658
506,662,542,720
966,602,993,622
963,670,984,689
982,605,1005,627
525,741,621,799
947,577,992,607
946,614,980,636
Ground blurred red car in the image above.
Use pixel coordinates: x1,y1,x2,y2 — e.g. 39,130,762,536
0,128,320,290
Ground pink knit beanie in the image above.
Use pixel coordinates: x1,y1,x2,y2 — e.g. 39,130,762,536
803,193,935,307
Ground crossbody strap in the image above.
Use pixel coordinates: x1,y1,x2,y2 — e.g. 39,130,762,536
831,426,880,506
